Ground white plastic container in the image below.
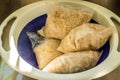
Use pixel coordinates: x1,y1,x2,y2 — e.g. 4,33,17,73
0,0,120,80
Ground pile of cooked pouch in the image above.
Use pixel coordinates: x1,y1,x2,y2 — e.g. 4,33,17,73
27,6,113,74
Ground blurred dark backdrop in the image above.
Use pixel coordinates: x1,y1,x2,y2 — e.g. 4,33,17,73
86,0,120,16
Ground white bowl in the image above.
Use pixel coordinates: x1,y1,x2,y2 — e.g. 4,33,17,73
0,0,120,80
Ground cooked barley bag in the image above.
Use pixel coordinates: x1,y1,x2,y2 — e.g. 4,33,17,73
27,32,63,69
38,6,93,39
57,23,113,53
43,50,101,73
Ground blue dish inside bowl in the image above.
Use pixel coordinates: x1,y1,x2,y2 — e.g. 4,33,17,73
17,14,110,69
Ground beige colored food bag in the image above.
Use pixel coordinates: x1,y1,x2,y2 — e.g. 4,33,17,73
34,38,63,69
57,23,113,53
38,6,93,39
27,32,63,69
43,50,101,73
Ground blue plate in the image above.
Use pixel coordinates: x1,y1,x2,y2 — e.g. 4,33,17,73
17,14,110,69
